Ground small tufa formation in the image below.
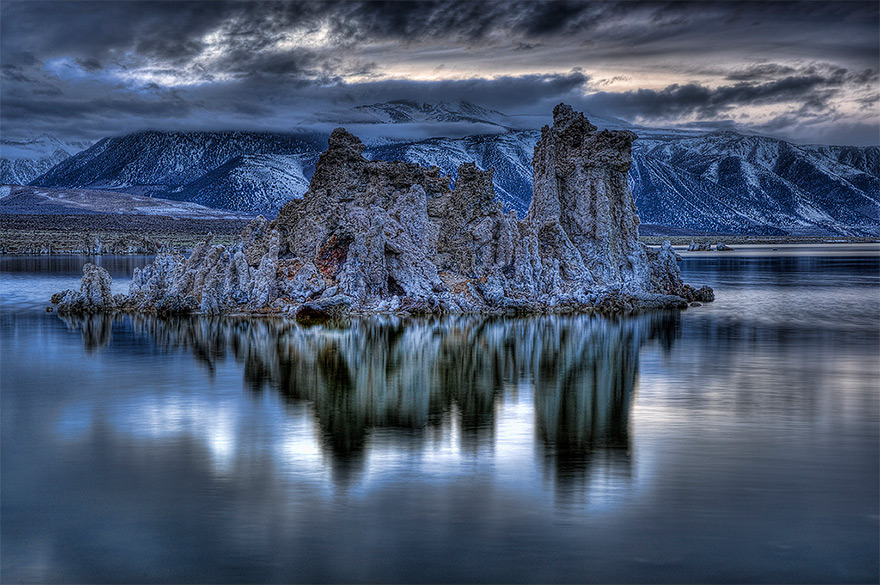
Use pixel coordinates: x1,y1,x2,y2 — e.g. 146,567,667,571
646,242,715,303
51,263,117,313
52,104,712,317
688,240,713,251
687,240,733,252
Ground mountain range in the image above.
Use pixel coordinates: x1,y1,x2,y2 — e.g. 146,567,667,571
0,136,94,186
7,101,879,236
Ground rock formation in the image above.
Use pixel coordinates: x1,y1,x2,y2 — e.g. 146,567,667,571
51,263,118,313
528,104,647,289
52,104,712,317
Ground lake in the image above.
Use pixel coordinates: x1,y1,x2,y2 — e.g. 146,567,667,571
1,246,878,583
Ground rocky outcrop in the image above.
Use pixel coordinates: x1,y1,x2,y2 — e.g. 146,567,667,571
686,240,734,252
52,104,712,317
646,241,714,303
688,240,713,251
51,263,117,313
527,104,647,290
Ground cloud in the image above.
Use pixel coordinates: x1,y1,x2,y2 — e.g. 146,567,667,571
726,63,799,82
754,114,880,147
0,1,877,145
332,72,590,109
581,73,852,121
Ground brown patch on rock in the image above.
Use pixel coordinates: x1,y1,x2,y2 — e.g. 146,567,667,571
439,271,471,295
276,258,305,280
315,232,353,280
398,297,435,314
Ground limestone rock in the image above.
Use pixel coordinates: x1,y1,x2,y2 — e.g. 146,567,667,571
295,294,353,325
527,104,648,291
688,240,713,251
277,260,326,301
647,241,714,303
692,285,715,302
250,230,279,309
82,263,113,308
53,263,115,313
52,104,713,316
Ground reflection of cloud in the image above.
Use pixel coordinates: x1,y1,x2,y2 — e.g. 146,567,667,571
55,402,94,440
110,396,239,473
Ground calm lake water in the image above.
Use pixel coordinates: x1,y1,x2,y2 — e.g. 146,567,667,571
1,246,878,583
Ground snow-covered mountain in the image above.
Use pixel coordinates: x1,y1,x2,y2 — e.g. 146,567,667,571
631,132,880,235
31,130,324,194
0,136,93,185
25,102,880,236
162,153,319,215
804,145,880,178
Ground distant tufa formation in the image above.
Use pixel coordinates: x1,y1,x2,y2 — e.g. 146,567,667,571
52,104,713,318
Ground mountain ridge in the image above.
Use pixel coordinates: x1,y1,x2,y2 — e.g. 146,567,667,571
0,136,94,185
19,101,880,236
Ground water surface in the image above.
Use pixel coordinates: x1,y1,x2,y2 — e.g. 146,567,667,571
1,249,878,583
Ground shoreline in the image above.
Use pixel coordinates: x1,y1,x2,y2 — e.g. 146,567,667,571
0,213,250,254
640,235,879,246
1,211,876,256
675,241,880,257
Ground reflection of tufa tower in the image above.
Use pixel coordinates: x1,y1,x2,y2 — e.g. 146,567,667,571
77,312,680,494
533,317,638,501
532,311,680,503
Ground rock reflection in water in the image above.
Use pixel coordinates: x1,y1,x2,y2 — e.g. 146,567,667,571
60,313,115,353
59,311,680,493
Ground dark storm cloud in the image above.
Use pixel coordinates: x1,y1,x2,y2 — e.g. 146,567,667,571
726,64,800,82
1,1,217,64
582,73,854,120
333,72,591,110
1,1,877,145
0,67,589,142
754,114,880,146
1,64,33,83
307,1,606,43
6,1,871,70
0,92,193,121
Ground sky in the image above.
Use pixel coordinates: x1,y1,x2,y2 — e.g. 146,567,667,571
1,0,878,146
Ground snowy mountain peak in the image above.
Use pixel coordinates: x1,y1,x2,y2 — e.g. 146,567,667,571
0,135,93,160
0,135,95,185
11,106,880,236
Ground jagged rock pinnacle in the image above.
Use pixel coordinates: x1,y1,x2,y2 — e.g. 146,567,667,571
53,104,712,317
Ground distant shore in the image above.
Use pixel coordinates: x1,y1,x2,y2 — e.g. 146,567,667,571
0,213,250,254
639,235,879,247
1,212,876,255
